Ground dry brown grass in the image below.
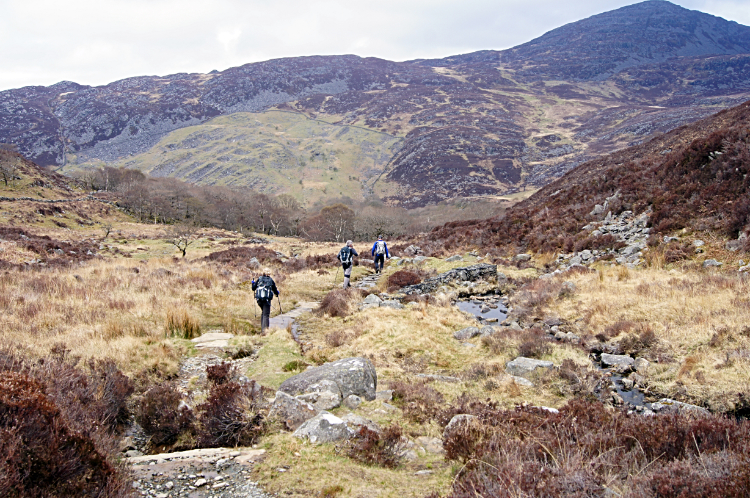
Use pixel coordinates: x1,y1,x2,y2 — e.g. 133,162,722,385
546,265,750,411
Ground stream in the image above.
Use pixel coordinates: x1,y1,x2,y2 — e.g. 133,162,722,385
456,296,653,412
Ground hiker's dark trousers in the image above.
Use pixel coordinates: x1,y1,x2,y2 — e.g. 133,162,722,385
258,299,272,333
374,254,385,273
343,264,352,288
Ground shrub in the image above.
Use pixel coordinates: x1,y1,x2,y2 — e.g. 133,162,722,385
282,359,309,372
436,398,750,498
196,380,265,448
387,270,421,290
389,380,444,424
0,371,128,498
206,362,236,385
326,329,349,348
346,425,405,468
135,382,195,447
316,288,358,318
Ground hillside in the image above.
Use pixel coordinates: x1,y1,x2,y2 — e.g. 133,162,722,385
423,98,750,255
3,1,750,208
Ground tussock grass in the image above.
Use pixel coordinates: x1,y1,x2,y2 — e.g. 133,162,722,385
547,265,750,411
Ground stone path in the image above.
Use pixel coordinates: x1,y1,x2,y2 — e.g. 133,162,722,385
126,448,271,498
354,269,382,290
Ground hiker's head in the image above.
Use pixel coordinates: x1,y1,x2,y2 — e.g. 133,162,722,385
378,236,383,241
346,240,353,247
260,268,271,277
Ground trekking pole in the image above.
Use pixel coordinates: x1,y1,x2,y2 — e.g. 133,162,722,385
278,296,284,314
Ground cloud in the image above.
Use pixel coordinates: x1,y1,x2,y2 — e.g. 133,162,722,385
0,0,748,91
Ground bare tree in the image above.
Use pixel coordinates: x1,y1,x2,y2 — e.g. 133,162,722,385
165,224,201,258
101,222,113,240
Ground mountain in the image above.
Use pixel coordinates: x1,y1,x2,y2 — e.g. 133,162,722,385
423,98,750,253
2,1,750,207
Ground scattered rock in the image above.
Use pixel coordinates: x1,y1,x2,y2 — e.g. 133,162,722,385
375,390,393,401
633,358,650,373
416,373,461,383
453,326,480,341
445,255,463,262
514,254,531,262
415,436,444,455
650,399,711,417
703,259,722,268
340,413,381,433
505,357,554,377
443,414,478,439
380,300,404,310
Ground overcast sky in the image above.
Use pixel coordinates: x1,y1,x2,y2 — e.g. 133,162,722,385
1,0,749,92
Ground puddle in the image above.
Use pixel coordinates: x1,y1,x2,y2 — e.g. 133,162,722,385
610,373,647,407
456,300,508,324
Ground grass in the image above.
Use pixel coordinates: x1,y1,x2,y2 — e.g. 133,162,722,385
253,433,452,498
60,110,402,207
545,263,750,411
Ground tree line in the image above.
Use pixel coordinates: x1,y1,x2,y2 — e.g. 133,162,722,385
74,166,504,241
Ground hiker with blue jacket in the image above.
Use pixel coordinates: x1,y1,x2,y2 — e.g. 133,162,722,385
251,270,279,333
338,240,358,288
371,236,390,274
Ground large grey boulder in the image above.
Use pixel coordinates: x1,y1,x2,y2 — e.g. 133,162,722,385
279,357,377,401
505,357,554,377
453,326,480,341
600,354,634,369
268,392,318,431
293,413,353,443
295,380,343,410
341,413,380,433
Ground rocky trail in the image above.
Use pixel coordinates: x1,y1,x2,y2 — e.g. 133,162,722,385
124,301,320,498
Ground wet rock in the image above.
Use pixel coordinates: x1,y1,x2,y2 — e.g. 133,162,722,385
293,413,353,443
279,357,377,401
505,357,554,377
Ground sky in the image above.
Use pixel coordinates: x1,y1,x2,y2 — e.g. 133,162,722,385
1,0,749,92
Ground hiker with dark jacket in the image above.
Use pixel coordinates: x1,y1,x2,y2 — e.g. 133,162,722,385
251,271,279,333
371,236,390,274
338,240,359,288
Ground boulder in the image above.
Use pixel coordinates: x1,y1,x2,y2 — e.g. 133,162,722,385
362,294,383,305
453,326,480,341
279,357,377,401
650,399,711,417
269,392,318,431
505,357,554,377
293,413,352,443
340,413,380,433
375,390,393,401
479,325,496,336
443,414,478,439
343,395,362,410
703,259,722,268
401,264,498,295
633,358,650,373
415,436,444,455
445,255,463,262
600,353,634,369
514,254,532,262
380,301,404,310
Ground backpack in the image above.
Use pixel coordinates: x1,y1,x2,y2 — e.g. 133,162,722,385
339,246,352,265
375,240,386,255
255,277,273,301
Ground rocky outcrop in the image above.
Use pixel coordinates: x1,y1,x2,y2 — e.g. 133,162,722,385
268,392,318,431
279,357,377,401
401,264,498,295
505,357,555,377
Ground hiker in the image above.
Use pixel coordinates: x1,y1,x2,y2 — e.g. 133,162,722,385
337,240,359,288
251,271,279,333
371,236,390,274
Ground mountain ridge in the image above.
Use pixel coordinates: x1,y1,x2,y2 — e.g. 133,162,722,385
2,0,750,206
